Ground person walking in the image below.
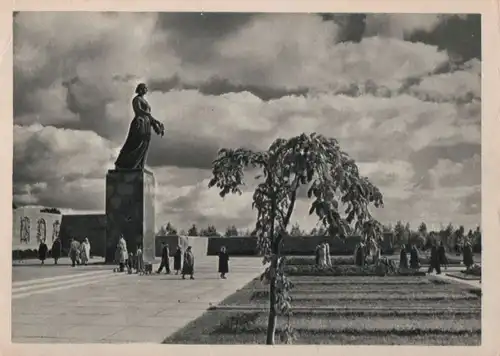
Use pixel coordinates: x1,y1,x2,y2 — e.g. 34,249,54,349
463,241,474,270
438,241,448,270
116,235,128,272
182,246,195,280
80,237,91,266
410,245,420,270
51,237,62,265
136,244,145,274
38,240,48,265
69,238,80,267
399,244,409,269
157,242,171,274
173,245,182,275
427,244,441,274
218,246,229,279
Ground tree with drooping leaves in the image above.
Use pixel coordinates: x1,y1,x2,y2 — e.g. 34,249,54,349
208,133,384,345
187,224,198,236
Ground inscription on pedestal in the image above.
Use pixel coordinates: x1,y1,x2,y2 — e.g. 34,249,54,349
105,169,156,263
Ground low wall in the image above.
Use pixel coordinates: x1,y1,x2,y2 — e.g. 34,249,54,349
207,233,393,256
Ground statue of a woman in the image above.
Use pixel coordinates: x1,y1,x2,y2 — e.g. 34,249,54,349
114,83,165,170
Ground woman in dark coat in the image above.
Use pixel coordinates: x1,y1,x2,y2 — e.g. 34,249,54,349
427,244,441,274
218,246,229,279
182,246,195,280
355,243,365,266
173,245,182,275
410,245,420,270
51,237,62,265
38,241,48,265
399,244,408,269
437,241,448,270
463,242,474,269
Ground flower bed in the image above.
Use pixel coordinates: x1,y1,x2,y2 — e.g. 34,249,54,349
284,264,426,277
285,255,463,266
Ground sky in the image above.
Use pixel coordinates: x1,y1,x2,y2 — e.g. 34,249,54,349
12,12,481,233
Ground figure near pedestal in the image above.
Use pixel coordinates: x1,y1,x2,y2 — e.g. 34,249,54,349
114,83,165,170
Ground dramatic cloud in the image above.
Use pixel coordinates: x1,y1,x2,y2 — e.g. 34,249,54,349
13,12,481,233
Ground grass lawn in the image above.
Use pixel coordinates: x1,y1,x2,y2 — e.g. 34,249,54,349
164,274,481,345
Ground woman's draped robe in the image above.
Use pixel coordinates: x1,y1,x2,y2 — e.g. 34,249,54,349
114,95,163,170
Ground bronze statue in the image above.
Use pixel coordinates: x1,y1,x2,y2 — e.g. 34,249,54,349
114,83,165,170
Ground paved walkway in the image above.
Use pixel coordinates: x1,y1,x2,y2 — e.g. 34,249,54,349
11,257,264,343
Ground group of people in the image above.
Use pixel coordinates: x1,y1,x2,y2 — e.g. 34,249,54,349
37,236,91,267
113,236,231,279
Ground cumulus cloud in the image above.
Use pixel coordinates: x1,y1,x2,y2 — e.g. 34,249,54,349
13,12,481,233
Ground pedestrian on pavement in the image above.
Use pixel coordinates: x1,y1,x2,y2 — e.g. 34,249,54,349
38,240,48,265
463,241,474,270
80,237,91,266
173,245,182,275
438,241,448,270
69,238,81,267
51,237,62,265
409,245,420,270
399,244,408,269
182,246,195,280
156,242,171,274
136,244,145,274
427,244,441,275
218,246,229,279
116,235,128,272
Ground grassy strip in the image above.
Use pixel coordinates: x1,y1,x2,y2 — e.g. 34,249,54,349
250,286,468,294
446,272,481,281
251,291,477,301
209,306,481,318
214,314,481,333
167,331,480,345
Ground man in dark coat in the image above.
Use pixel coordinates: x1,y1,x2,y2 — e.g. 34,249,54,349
38,241,48,265
437,241,448,270
51,237,62,265
156,242,170,274
410,245,420,270
173,245,182,275
399,244,408,269
427,244,441,274
218,246,229,279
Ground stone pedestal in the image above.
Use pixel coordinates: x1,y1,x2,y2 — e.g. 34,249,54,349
105,169,156,264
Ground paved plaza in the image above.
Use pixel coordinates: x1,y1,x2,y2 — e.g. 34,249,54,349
12,257,264,343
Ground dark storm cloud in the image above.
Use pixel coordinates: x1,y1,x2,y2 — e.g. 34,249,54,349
156,12,254,65
148,75,309,101
147,133,220,169
320,13,367,43
407,14,481,62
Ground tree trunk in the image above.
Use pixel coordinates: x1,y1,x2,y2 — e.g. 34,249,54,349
266,259,278,345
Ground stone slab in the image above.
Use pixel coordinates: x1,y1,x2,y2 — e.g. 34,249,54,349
11,257,265,343
105,169,156,263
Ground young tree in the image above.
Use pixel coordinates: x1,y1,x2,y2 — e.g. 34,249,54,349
225,225,239,237
393,220,405,246
165,222,178,235
187,224,198,236
208,133,384,345
418,222,428,238
289,223,303,236
200,224,219,237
